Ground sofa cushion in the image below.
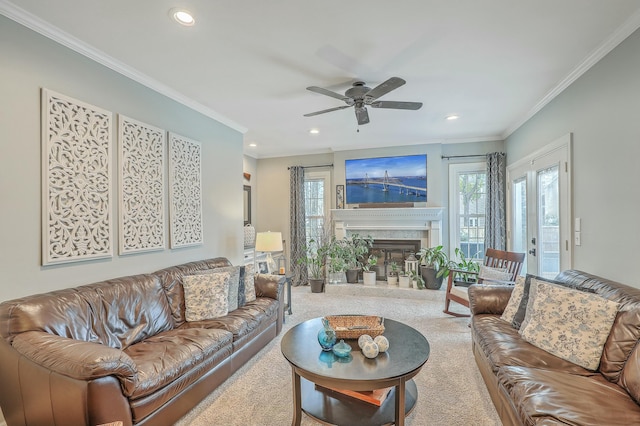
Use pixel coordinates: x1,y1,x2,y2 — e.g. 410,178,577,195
601,305,640,384
183,271,230,321
497,365,640,425
244,263,256,302
123,328,232,399
519,279,619,371
472,315,593,375
500,275,525,324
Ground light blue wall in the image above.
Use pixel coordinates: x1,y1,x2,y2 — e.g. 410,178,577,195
0,16,244,302
506,28,640,286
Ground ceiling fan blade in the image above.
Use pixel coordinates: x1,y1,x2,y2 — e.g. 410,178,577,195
364,77,406,101
370,101,423,110
306,86,351,102
355,107,370,125
304,105,351,117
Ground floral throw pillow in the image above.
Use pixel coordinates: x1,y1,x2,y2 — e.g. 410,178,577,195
519,278,619,371
183,271,230,321
500,275,525,323
245,263,256,303
479,265,512,282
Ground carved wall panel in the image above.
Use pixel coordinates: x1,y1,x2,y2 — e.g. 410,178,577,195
42,89,113,265
118,115,166,254
169,133,203,247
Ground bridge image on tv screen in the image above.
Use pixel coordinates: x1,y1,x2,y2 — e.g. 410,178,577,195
345,154,427,205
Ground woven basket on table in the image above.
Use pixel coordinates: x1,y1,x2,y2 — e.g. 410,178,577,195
325,315,385,339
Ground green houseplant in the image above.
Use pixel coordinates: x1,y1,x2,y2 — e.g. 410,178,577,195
417,245,450,290
342,234,373,283
298,238,331,292
387,261,400,286
450,247,480,284
362,255,378,286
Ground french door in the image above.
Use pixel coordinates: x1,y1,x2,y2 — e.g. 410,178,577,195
507,134,572,278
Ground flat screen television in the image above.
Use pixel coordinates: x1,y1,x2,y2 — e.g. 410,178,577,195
345,154,427,205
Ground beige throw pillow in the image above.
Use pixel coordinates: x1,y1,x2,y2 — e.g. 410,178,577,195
519,278,619,371
479,265,512,282
183,271,230,321
500,275,525,323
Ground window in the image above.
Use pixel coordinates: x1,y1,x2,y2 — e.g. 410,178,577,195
449,163,487,260
304,171,331,246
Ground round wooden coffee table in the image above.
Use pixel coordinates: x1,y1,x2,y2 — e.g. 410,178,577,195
281,317,430,426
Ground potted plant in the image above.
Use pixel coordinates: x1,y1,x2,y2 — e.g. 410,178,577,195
387,261,399,286
342,234,373,283
409,269,425,289
398,270,411,288
297,238,330,292
326,239,347,284
362,255,378,286
450,247,480,285
417,245,450,290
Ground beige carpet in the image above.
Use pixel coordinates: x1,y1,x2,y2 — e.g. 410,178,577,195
175,285,501,426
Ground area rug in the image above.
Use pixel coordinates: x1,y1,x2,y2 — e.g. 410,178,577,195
175,285,501,426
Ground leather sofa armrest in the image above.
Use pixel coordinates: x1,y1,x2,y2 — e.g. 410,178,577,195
468,284,513,316
12,331,137,395
254,273,284,301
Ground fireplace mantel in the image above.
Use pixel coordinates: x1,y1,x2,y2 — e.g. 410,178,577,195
331,207,444,247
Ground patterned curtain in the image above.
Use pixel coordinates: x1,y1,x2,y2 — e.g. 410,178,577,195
289,166,307,286
485,152,507,250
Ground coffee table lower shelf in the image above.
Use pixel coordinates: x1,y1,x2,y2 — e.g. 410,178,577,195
300,377,418,426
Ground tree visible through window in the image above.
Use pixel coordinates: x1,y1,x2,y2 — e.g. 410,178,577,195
449,163,487,260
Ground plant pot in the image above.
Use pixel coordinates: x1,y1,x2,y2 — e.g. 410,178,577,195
421,266,444,290
363,271,377,286
309,278,325,293
387,275,398,286
346,269,359,283
398,275,411,288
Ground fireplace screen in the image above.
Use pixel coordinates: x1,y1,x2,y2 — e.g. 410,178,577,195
368,239,422,280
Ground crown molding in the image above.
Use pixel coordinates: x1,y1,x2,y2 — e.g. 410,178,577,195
0,0,247,134
503,7,640,139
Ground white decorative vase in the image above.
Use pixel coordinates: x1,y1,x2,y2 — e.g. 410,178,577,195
363,271,377,286
387,275,398,286
398,275,412,288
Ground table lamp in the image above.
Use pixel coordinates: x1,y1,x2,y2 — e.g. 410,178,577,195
255,231,283,274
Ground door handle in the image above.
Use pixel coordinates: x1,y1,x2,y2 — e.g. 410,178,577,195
528,248,536,256
531,237,536,245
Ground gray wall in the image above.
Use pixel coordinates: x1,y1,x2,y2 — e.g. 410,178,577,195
507,28,640,286
0,16,244,302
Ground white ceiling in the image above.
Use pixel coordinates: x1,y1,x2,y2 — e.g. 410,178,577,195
3,1,640,159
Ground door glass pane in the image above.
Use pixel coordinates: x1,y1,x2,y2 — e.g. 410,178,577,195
512,176,527,275
537,166,559,279
304,178,325,245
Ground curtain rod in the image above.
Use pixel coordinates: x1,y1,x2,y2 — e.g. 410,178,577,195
287,164,334,170
441,153,505,160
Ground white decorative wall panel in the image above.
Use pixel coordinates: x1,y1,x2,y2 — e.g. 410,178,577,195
169,133,203,247
118,115,166,254
42,89,113,265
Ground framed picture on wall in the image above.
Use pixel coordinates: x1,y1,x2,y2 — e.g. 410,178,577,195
336,185,345,209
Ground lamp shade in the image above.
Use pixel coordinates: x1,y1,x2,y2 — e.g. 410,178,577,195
255,231,283,252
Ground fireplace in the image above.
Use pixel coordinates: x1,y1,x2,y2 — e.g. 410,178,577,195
369,239,421,280
331,207,444,281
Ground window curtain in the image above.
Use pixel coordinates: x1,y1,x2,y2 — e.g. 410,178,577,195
485,152,507,250
289,166,307,286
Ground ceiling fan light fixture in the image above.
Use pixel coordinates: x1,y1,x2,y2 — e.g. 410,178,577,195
248,143,257,147
446,114,460,121
309,129,320,134
170,8,195,26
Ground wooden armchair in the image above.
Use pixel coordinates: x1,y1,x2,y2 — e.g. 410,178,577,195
443,248,525,317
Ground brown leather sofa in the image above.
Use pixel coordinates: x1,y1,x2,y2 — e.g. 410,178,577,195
0,257,284,426
468,270,640,425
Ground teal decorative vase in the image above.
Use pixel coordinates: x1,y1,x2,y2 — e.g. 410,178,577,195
317,317,337,351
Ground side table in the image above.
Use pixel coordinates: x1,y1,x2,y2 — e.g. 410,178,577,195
276,274,293,320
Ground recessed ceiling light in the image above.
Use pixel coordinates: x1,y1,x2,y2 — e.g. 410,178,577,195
309,129,320,134
170,8,195,26
446,114,460,121
248,143,257,148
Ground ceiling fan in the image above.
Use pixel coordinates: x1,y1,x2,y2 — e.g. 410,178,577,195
303,77,422,125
